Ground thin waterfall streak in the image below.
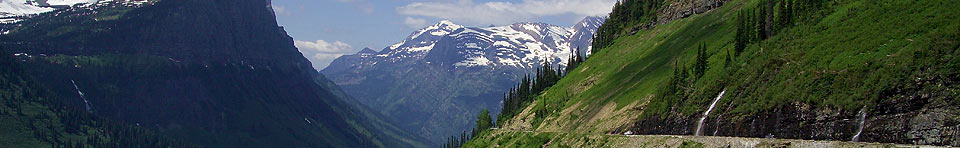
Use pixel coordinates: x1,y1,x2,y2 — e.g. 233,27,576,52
852,108,867,142
713,114,721,136
695,89,726,136
71,80,92,112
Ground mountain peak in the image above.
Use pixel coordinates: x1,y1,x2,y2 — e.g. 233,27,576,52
358,47,376,54
583,15,605,20
437,20,456,25
575,16,606,28
323,17,604,143
430,20,462,30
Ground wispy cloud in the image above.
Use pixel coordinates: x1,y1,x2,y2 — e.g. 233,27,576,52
403,17,428,29
336,0,375,14
397,0,615,25
295,40,357,69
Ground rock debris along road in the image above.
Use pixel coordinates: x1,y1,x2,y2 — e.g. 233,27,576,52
488,129,946,148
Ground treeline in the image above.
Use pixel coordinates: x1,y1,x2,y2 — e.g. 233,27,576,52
446,48,586,147
498,48,588,124
446,60,564,148
0,51,199,148
565,48,586,74
659,44,715,111
593,0,663,53
734,0,829,55
440,131,470,148
441,109,492,148
497,61,565,126
654,0,831,115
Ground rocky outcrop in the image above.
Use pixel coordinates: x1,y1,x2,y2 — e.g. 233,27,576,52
656,0,728,25
619,90,960,146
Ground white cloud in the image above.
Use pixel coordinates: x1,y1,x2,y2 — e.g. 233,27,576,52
397,0,615,25
294,40,357,69
272,5,290,16
403,17,428,29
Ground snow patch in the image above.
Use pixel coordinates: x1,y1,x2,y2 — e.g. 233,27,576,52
455,56,492,67
45,0,99,6
406,43,435,52
429,30,449,36
464,43,481,49
0,0,55,17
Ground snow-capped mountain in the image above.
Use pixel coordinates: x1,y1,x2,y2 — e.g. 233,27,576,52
1,0,152,23
321,16,604,143
341,16,604,71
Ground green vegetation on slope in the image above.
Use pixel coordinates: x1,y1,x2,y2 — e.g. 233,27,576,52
477,0,960,146
0,50,199,148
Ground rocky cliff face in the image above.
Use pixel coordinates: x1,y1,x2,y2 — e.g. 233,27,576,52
1,0,428,147
656,0,727,25
624,94,960,146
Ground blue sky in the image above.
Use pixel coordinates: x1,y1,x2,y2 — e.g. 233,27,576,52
271,0,616,69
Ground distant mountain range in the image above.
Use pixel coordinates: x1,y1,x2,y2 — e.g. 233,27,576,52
0,0,428,147
322,16,604,143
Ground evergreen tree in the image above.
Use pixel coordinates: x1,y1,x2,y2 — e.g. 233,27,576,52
476,109,493,130
757,0,769,40
776,0,794,32
726,47,734,67
459,131,467,147
566,48,587,74
473,109,493,137
734,11,747,56
693,44,710,79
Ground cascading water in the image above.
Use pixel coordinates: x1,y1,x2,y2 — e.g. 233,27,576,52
713,114,721,136
851,108,867,142
695,89,726,136
71,80,92,112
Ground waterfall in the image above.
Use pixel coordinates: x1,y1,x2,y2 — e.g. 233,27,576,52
851,108,867,142
713,114,721,136
695,89,726,136
71,80,93,112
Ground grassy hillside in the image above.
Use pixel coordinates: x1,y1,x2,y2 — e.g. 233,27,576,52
478,0,959,146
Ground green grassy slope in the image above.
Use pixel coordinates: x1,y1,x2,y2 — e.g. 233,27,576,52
502,0,743,132
483,0,959,146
